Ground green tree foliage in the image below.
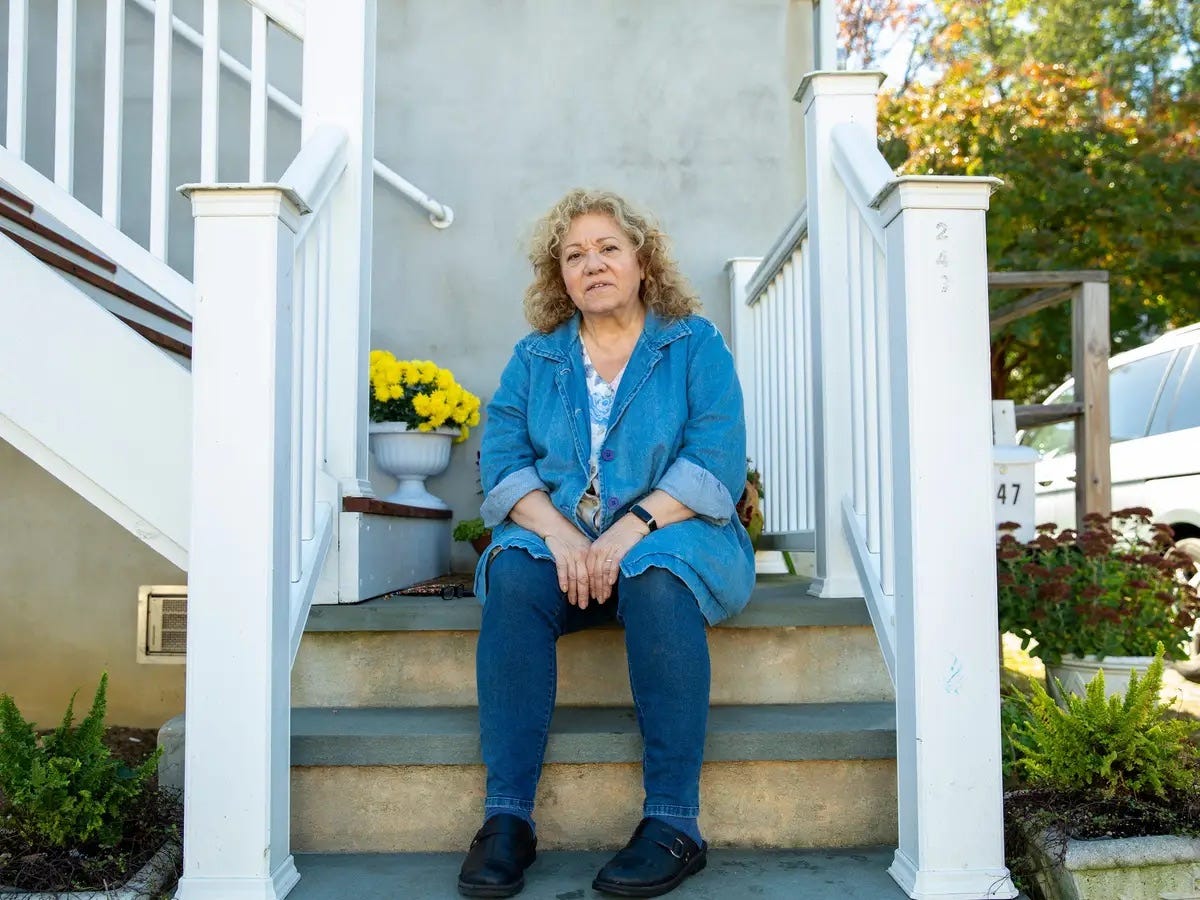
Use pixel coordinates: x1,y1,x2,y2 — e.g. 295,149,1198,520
0,674,161,849
874,0,1199,400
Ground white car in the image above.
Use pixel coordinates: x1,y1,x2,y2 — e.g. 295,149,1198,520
1020,322,1200,585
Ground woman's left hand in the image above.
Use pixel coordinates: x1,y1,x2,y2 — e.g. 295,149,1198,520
587,515,649,604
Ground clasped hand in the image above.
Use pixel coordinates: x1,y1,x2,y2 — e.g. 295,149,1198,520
545,516,648,609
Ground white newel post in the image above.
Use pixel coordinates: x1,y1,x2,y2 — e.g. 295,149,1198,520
176,187,301,900
797,72,883,598
876,177,1017,899
301,0,376,501
726,257,762,460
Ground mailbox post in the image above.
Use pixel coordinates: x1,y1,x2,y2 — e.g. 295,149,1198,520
992,401,1040,543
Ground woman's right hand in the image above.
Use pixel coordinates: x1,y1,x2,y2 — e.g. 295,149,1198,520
544,529,595,608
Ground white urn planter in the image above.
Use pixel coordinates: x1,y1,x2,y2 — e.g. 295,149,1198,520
368,422,458,509
1046,654,1154,706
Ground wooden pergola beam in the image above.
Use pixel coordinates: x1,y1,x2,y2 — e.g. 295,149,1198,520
988,270,1109,289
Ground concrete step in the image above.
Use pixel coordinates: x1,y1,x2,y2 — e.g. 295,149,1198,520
289,704,898,853
293,576,894,708
289,847,911,899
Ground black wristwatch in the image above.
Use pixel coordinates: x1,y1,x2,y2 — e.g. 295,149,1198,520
628,503,658,532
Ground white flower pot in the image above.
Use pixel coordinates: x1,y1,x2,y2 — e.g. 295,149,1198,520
368,422,458,509
1046,654,1155,705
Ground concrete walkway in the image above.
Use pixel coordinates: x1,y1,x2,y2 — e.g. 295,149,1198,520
290,847,909,899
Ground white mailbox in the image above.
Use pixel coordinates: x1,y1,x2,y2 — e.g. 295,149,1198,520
992,401,1040,543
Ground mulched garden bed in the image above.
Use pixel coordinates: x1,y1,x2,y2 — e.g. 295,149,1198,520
0,727,181,895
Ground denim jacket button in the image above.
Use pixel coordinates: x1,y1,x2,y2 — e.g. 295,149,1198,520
607,497,619,509
601,448,615,461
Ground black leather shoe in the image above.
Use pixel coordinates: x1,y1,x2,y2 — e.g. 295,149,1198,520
592,818,707,897
457,814,537,898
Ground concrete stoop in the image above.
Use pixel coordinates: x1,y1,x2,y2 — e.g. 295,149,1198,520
287,847,912,899
289,704,898,852
160,576,902,859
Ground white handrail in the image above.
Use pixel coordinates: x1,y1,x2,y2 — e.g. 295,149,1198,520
744,203,807,303
128,0,454,229
246,0,304,40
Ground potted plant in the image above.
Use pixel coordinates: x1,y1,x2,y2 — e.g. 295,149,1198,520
368,351,481,509
997,508,1200,702
737,461,765,549
453,516,492,556
1003,647,1200,899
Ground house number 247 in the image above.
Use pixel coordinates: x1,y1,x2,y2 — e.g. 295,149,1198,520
936,222,950,293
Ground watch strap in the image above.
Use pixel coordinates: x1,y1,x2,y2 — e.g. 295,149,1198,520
628,503,658,532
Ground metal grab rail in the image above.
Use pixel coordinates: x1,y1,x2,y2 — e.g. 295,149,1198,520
128,0,454,228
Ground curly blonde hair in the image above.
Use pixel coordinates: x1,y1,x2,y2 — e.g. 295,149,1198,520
523,189,700,333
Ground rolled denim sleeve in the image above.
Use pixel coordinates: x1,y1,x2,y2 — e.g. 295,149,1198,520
478,343,549,528
655,320,747,523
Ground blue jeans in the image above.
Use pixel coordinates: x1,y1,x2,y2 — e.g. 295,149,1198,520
477,549,711,820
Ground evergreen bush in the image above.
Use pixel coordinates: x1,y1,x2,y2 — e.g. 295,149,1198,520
0,673,161,849
1010,646,1197,800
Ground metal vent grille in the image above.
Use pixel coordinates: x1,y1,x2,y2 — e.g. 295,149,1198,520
138,586,187,664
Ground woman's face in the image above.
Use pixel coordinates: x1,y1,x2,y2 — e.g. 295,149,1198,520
559,213,645,319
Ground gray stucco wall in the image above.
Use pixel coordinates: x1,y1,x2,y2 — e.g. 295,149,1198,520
0,1,814,723
369,0,814,568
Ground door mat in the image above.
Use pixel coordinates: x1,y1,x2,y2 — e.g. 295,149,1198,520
387,572,476,599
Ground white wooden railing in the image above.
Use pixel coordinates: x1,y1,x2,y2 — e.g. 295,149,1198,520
1,0,448,312
728,210,816,548
734,71,1018,899
174,1,378,895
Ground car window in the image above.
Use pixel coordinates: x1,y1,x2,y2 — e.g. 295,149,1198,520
1148,349,1189,435
1166,348,1200,432
1109,351,1173,442
1022,385,1076,458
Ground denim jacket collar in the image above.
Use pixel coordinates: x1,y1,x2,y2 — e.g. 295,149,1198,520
524,309,692,363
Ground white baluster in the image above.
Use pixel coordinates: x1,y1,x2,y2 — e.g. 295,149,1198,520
788,251,809,531
862,221,881,553
290,243,304,583
781,260,798,531
6,0,29,157
101,0,124,226
200,0,220,182
302,233,320,540
149,0,173,259
874,242,895,595
847,210,865,515
767,277,783,533
316,210,332,470
249,7,268,182
726,258,761,478
754,296,768,524
54,0,77,191
800,241,816,527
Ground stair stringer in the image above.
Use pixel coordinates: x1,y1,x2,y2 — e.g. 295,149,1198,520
0,232,191,568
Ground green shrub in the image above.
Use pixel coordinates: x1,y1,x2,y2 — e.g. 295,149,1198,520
452,517,489,543
0,674,161,848
1009,646,1198,800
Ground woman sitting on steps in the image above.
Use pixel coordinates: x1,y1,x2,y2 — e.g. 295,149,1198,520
457,188,756,898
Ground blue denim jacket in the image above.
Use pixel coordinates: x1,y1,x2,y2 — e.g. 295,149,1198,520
474,310,755,624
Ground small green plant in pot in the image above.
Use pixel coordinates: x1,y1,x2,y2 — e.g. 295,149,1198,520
997,508,1200,702
737,461,765,549
454,516,492,556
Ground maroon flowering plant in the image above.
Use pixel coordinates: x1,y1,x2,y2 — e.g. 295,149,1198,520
996,509,1200,665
